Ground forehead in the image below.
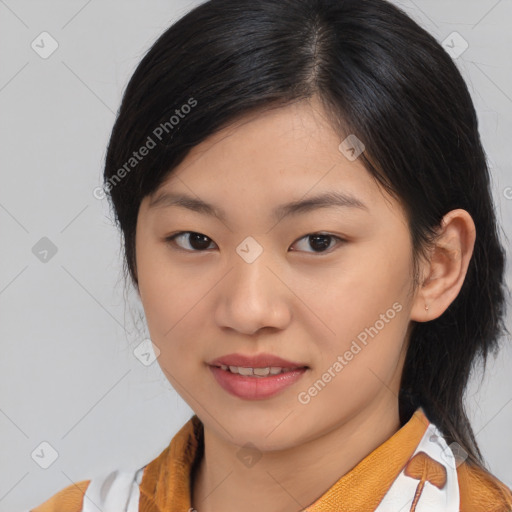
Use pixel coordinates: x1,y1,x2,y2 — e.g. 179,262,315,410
143,98,399,222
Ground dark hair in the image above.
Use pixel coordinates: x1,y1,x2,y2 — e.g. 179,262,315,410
103,0,510,470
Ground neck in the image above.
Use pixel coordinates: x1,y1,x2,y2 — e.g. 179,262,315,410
191,396,402,512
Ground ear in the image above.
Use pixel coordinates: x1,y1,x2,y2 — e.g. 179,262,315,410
411,209,476,322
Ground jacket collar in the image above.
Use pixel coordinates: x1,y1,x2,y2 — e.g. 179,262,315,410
139,407,430,512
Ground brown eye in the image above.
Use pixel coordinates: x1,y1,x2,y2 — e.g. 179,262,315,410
166,232,216,251
291,233,346,254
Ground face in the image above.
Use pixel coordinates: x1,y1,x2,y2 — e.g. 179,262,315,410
135,96,418,451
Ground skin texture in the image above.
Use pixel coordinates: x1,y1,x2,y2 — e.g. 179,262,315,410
134,95,476,512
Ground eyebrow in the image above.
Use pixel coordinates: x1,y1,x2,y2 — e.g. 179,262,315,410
148,190,369,222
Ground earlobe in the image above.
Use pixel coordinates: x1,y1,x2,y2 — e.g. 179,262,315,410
411,209,476,322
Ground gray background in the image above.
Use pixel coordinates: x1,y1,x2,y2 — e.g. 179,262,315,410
0,1,511,511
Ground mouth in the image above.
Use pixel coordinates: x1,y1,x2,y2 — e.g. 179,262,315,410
208,352,309,372
207,363,310,400
211,364,309,377
206,352,310,399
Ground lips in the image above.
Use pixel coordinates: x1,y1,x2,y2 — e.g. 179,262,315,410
208,352,309,370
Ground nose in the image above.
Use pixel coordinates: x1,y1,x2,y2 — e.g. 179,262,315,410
214,252,292,336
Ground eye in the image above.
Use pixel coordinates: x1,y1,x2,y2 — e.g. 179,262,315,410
165,231,216,252
165,231,346,254
290,233,346,254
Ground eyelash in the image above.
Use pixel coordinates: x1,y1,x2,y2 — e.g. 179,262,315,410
164,231,347,255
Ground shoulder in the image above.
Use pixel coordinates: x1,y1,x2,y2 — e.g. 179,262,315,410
29,467,145,512
457,461,512,512
30,479,90,512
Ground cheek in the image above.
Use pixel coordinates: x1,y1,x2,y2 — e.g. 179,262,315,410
315,245,411,334
140,281,203,383
312,237,413,370
304,275,410,415
135,242,211,371
136,240,181,343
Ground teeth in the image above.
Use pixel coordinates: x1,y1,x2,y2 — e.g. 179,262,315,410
219,365,299,377
253,367,271,376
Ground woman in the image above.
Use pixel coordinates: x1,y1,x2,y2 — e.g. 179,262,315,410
31,0,512,510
